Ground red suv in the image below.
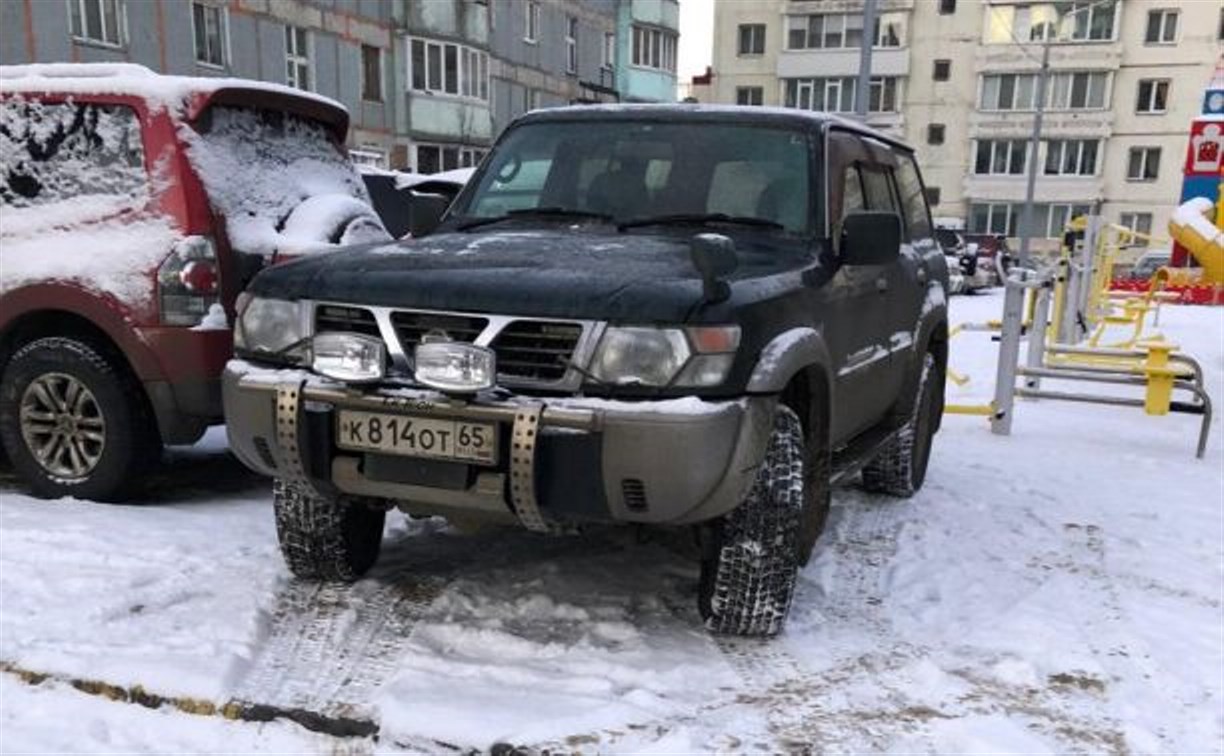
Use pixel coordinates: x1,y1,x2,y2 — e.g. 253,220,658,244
0,64,385,500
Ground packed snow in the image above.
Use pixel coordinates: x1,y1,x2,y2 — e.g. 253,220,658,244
1,292,1221,754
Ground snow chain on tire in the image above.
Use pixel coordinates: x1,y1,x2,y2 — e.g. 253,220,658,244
861,352,936,497
700,404,805,637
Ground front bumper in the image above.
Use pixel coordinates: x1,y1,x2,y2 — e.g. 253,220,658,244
222,360,774,529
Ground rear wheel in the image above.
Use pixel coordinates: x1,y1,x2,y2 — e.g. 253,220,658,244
861,352,940,497
273,479,385,581
699,405,808,637
0,337,160,501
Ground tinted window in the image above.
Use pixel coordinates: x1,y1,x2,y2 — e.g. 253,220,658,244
0,99,146,208
894,154,933,239
859,165,897,214
457,120,813,234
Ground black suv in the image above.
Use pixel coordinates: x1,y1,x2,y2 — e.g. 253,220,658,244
222,106,949,636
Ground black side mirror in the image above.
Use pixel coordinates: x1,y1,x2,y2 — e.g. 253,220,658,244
408,192,449,237
690,233,739,304
841,211,901,266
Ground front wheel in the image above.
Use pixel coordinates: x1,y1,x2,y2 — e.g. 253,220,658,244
861,352,940,497
699,405,808,637
273,479,386,581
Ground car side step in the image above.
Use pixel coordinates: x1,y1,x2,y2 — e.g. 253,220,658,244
829,427,902,487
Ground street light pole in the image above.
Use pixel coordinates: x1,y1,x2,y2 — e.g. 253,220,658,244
1016,39,1051,266
855,0,878,119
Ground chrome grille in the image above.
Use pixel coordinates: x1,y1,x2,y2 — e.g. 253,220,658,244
491,321,582,383
390,312,488,354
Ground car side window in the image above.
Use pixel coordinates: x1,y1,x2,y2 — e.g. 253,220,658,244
893,154,934,241
859,165,898,215
0,99,146,208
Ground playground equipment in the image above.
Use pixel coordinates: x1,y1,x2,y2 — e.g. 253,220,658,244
946,221,1213,459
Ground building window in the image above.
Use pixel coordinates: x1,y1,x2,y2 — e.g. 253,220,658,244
360,45,383,102
927,124,945,145
410,38,489,101
1126,147,1161,182
566,16,578,74
980,71,1108,111
939,0,956,15
974,139,1028,176
924,187,941,207
524,1,539,43
523,87,538,112
738,24,766,55
1119,212,1152,245
933,59,950,82
985,1,1116,44
784,76,899,113
285,25,311,90
873,16,902,47
68,0,125,46
969,202,1092,237
349,148,387,169
1136,79,1169,114
415,143,487,175
191,3,227,67
631,25,677,73
786,12,904,50
1145,9,1178,44
1043,139,1098,176
603,31,615,69
736,86,763,106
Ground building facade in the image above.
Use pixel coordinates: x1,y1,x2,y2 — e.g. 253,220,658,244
699,0,1223,248
1,0,678,174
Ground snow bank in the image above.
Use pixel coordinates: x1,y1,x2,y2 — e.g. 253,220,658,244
180,106,388,257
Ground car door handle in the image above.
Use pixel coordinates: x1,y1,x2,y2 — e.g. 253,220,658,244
876,277,889,293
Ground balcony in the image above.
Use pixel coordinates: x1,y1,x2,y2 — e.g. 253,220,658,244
963,173,1104,204
969,109,1113,139
777,47,909,78
975,41,1122,74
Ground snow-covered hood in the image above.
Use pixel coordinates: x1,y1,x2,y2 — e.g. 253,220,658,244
247,228,817,323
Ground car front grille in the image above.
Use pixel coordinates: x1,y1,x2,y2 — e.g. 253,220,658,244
313,304,594,389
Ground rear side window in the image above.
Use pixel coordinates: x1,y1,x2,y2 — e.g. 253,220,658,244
859,165,898,214
0,99,146,208
894,154,933,239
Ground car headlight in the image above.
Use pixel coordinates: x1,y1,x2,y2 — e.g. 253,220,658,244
234,296,309,361
589,326,740,387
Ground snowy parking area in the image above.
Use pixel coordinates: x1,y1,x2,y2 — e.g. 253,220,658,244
1,291,1221,754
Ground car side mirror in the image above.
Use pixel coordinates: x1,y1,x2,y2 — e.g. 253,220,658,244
408,192,449,237
690,233,739,304
841,211,901,266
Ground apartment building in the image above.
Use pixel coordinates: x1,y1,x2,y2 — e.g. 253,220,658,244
1,0,678,174
700,0,1223,247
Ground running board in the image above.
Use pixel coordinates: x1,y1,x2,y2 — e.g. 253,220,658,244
829,426,902,487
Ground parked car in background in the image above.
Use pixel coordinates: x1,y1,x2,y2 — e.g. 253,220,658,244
1127,250,1172,281
963,232,1012,284
935,227,992,292
222,105,949,636
0,63,386,501
360,167,473,239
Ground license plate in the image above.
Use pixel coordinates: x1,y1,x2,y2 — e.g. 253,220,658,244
336,410,497,465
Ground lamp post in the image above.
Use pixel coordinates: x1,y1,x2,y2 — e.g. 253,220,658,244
854,0,878,119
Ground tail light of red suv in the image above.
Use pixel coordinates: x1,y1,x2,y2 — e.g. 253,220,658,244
158,235,220,326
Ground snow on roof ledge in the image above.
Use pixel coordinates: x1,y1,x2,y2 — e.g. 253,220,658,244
0,62,347,117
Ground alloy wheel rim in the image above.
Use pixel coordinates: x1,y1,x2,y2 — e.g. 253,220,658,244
19,372,106,479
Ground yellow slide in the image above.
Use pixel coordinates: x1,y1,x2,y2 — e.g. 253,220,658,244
1169,195,1224,284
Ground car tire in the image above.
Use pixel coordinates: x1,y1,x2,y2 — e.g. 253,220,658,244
273,478,385,581
861,352,940,497
698,404,805,637
0,336,160,501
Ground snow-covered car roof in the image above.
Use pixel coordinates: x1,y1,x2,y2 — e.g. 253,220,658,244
0,63,347,133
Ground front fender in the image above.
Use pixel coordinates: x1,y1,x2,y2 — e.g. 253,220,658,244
746,327,833,394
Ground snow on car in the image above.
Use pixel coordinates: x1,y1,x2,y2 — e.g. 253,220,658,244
1,291,1221,754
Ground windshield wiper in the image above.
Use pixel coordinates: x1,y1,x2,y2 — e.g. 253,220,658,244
457,207,613,231
617,213,785,232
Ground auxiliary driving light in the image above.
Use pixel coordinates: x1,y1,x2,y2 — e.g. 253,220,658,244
414,342,497,393
312,332,386,383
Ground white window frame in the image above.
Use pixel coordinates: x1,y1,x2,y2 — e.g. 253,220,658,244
191,2,228,68
1062,1,1117,42
980,71,1109,111
408,37,489,102
631,25,677,73
973,139,1028,176
738,23,766,56
285,25,312,91
1145,9,1179,45
1126,147,1161,182
602,31,615,69
349,147,387,169
68,0,126,47
566,16,578,74
1043,139,1099,176
414,143,487,174
784,76,899,114
1135,79,1169,114
524,1,539,44
736,86,764,106
1119,212,1153,246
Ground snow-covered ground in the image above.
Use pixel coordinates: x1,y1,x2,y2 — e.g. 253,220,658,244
2,291,1221,754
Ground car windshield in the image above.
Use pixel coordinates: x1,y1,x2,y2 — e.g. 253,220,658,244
451,119,814,235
